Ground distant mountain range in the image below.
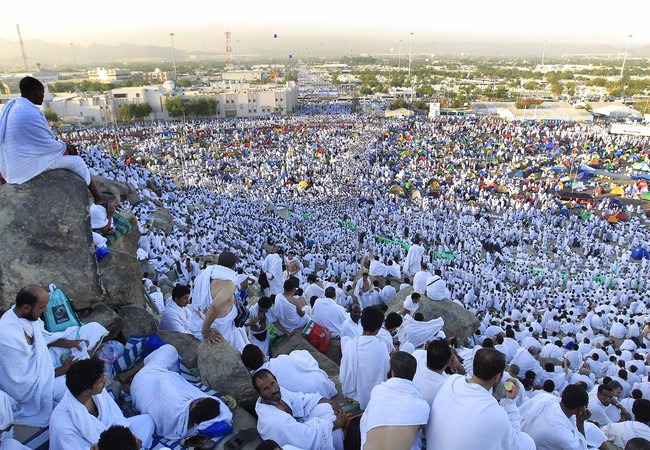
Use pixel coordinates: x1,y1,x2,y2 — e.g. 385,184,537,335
1,37,648,69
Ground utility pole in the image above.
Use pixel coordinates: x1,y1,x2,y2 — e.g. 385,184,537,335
170,33,178,82
620,34,633,99
16,25,28,71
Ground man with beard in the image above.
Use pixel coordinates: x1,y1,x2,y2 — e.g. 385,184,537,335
253,369,346,450
0,284,108,426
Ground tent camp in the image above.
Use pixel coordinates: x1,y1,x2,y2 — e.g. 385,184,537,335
631,248,650,260
555,190,594,206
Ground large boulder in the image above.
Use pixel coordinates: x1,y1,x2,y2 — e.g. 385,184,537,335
118,304,158,339
91,176,130,203
386,287,479,343
0,170,105,311
157,330,201,368
98,250,146,308
78,304,123,341
270,333,339,378
151,207,174,235
197,340,258,412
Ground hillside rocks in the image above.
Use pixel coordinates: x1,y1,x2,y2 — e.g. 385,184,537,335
271,333,340,378
0,170,104,311
386,287,479,343
118,304,158,339
157,330,201,368
197,340,258,411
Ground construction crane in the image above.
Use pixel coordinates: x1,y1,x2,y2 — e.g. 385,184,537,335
16,24,29,71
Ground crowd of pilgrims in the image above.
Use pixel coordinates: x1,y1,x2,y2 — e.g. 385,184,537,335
64,102,650,449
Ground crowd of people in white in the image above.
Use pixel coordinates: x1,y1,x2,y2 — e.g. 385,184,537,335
2,75,650,450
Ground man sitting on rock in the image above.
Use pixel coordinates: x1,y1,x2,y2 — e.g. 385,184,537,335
130,344,233,440
0,76,113,205
189,251,249,352
49,358,155,450
253,369,345,450
0,284,108,427
241,344,337,399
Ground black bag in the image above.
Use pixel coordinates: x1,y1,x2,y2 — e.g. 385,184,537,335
233,301,250,328
258,271,270,290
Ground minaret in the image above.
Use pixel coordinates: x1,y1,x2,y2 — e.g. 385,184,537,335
225,31,234,71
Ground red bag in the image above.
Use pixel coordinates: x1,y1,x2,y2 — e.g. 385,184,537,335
302,319,331,353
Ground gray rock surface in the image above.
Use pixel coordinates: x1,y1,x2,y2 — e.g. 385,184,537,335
151,207,174,235
197,340,258,411
118,304,158,339
0,170,105,311
157,330,201,368
98,250,146,308
78,304,123,341
386,287,479,343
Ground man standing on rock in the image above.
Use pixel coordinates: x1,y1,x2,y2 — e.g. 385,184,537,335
261,247,285,296
189,251,249,352
0,76,113,204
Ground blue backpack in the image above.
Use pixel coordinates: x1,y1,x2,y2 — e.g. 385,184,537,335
43,284,82,332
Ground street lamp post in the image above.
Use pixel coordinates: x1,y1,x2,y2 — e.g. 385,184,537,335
170,33,178,82
620,34,633,99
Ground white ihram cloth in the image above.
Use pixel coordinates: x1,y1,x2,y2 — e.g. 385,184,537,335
520,393,587,450
274,294,309,334
340,335,389,410
602,420,650,449
159,300,192,334
411,349,448,406
0,390,29,450
397,315,445,349
254,350,337,399
426,374,535,450
312,298,348,338
360,378,430,450
131,345,233,439
255,387,343,450
49,388,154,450
0,97,90,185
404,244,425,275
189,265,249,352
0,309,66,426
262,253,284,296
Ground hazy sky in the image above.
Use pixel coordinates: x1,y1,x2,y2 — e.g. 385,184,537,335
2,0,648,54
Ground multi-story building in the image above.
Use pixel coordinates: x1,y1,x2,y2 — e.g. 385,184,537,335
88,68,133,83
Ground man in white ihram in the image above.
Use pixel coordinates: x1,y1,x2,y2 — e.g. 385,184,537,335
261,247,285,296
253,369,346,450
403,237,425,276
426,347,535,450
130,345,233,440
519,383,592,450
361,351,430,450
189,251,249,352
0,284,108,427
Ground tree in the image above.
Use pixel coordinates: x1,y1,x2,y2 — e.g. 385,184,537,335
164,96,186,118
119,103,151,122
175,79,192,88
551,83,563,96
188,97,216,118
43,109,59,123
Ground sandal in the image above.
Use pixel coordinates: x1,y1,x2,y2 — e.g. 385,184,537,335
223,428,259,450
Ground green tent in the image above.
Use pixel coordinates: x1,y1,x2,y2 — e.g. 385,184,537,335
642,192,650,201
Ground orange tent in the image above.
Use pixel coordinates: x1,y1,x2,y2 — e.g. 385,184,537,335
615,211,627,221
607,215,619,224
